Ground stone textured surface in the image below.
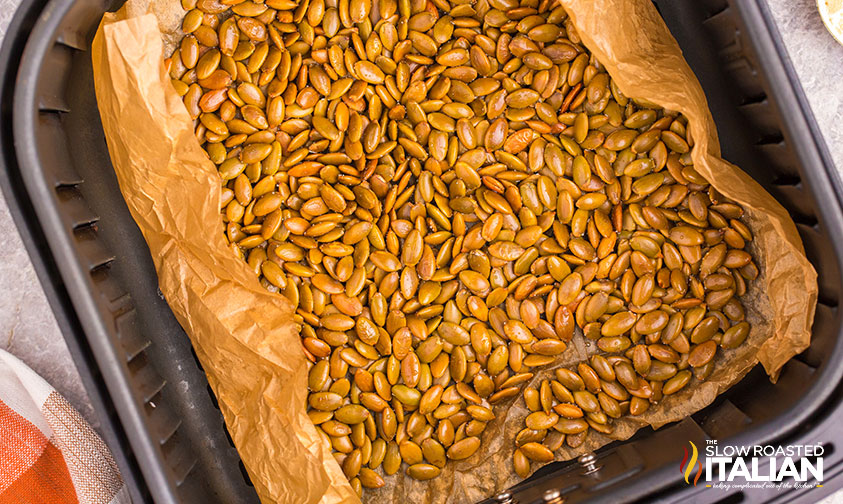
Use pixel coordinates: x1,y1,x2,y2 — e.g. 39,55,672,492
0,0,840,496
766,0,843,173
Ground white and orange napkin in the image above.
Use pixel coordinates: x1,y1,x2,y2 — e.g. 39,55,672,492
0,349,130,504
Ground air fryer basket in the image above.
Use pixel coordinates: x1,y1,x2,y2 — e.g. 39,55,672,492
0,0,841,503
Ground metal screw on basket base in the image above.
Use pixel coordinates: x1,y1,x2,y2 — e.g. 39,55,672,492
494,491,514,504
542,488,564,503
579,453,601,475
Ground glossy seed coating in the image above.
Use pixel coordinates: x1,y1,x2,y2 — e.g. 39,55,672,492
174,0,757,494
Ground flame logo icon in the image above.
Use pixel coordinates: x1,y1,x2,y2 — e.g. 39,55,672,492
679,441,703,486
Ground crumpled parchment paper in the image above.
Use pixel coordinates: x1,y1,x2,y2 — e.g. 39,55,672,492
91,0,818,502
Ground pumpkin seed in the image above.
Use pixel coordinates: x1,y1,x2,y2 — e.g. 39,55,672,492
175,0,759,491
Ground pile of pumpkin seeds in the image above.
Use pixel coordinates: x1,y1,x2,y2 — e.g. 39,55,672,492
169,0,758,496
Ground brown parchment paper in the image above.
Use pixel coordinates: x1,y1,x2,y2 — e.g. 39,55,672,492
92,7,357,504
91,0,818,502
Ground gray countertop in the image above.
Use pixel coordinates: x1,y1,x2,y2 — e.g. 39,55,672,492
0,0,841,499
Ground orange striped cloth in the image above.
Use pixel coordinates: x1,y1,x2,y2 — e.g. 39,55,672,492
0,349,130,504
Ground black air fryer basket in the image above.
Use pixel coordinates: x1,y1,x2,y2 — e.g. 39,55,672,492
1,0,842,503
